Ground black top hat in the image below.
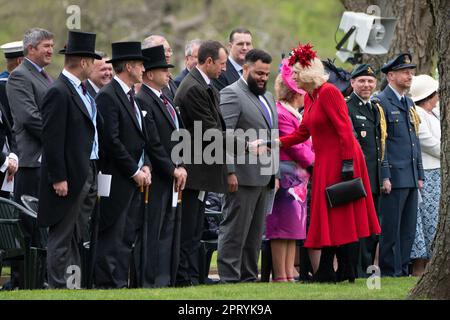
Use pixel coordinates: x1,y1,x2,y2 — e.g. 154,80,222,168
351,64,377,79
106,42,147,63
381,53,416,74
142,45,174,71
59,31,102,60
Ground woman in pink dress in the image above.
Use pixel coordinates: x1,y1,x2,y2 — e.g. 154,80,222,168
265,59,314,282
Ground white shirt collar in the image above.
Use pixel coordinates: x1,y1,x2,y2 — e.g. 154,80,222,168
88,79,100,93
62,69,81,87
114,75,132,95
143,83,162,97
196,66,211,85
228,56,242,73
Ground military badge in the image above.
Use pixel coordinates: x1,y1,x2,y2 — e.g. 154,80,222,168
360,131,367,138
404,56,411,64
367,66,374,74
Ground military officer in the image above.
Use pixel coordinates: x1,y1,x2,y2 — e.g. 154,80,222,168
346,64,386,278
376,53,424,277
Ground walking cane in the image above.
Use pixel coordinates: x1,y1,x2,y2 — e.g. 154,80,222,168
170,190,183,286
87,195,100,289
139,185,150,287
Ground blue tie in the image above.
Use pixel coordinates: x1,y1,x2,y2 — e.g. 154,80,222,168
258,97,273,128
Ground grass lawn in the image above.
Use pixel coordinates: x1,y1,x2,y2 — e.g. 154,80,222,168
0,277,417,300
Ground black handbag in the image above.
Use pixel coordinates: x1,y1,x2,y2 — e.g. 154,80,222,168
325,177,367,208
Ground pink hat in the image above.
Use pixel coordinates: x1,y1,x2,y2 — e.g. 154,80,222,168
280,58,306,95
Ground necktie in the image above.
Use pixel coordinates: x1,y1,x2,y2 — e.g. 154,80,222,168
40,69,53,84
80,82,88,95
258,97,273,128
128,87,136,111
160,93,176,122
401,96,408,109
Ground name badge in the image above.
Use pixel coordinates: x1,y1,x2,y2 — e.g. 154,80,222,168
356,115,367,120
391,111,400,115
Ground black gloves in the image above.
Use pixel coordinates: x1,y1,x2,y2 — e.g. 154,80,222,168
341,159,354,181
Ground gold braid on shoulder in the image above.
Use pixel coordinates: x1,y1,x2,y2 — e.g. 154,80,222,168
409,105,421,136
375,103,387,161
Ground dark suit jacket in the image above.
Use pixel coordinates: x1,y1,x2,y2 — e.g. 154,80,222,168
0,100,16,187
0,79,14,128
6,58,52,167
162,78,178,101
346,92,382,194
136,84,184,180
174,68,189,88
38,74,102,227
96,78,150,229
174,67,228,193
84,80,98,98
376,86,424,188
211,59,240,91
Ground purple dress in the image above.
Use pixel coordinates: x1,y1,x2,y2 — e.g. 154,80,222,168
265,102,314,240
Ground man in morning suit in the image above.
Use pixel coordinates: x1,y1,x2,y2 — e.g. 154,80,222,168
212,28,253,91
0,42,22,199
346,64,385,278
38,31,103,289
174,40,229,286
376,53,424,277
174,39,202,87
94,42,151,289
84,51,113,98
218,49,279,283
142,35,178,100
0,100,18,199
135,44,187,288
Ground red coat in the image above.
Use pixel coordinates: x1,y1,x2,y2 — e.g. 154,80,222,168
280,83,381,248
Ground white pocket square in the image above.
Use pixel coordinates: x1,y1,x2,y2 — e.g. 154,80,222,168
142,111,148,117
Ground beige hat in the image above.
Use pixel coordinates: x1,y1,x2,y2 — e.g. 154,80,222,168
409,74,439,103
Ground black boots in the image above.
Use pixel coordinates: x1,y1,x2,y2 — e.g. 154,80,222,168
312,247,337,283
336,242,358,283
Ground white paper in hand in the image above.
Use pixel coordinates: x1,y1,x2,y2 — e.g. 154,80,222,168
98,172,112,197
198,191,206,202
172,182,179,208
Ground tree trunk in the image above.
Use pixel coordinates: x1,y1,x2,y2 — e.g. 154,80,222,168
409,0,450,300
340,0,435,75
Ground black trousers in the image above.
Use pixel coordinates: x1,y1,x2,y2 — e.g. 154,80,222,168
379,188,418,277
14,167,41,247
47,161,97,289
176,188,206,286
94,187,143,289
142,180,181,288
9,167,41,288
355,193,380,277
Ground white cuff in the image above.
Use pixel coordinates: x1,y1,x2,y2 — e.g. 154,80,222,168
131,168,140,178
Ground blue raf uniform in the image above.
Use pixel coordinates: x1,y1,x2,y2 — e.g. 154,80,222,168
376,53,424,277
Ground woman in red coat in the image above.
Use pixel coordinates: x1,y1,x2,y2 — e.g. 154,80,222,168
278,44,381,282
